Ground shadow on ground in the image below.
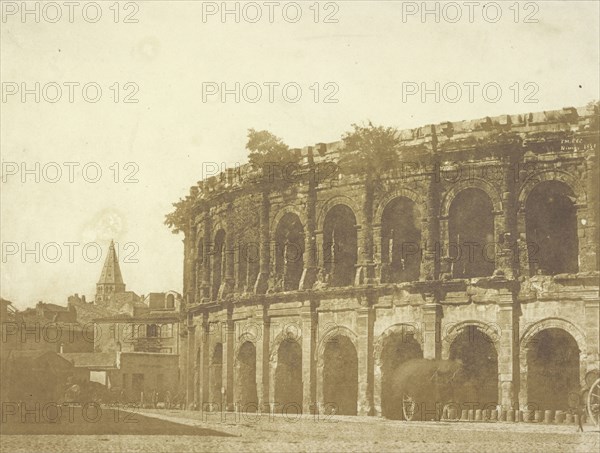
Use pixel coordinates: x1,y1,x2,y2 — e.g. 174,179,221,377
1,408,234,436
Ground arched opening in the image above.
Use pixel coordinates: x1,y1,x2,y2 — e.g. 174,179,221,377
212,229,226,300
274,340,303,414
237,240,260,293
526,328,580,411
323,204,358,287
235,342,258,412
448,188,495,278
166,294,175,309
449,326,498,410
381,197,421,283
381,330,423,419
209,343,223,408
526,181,579,275
323,335,358,415
274,213,305,291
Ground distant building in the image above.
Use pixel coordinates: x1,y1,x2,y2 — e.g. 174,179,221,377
93,292,182,354
95,240,141,309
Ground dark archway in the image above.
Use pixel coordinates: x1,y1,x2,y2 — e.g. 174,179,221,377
526,328,580,411
274,340,303,414
323,204,358,287
209,343,223,408
212,229,226,300
448,188,495,278
526,181,579,275
449,326,498,409
381,197,421,283
235,342,258,412
274,213,305,291
323,336,358,415
381,332,423,419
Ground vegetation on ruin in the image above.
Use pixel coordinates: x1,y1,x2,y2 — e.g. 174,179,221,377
339,121,402,181
246,128,296,168
165,197,193,234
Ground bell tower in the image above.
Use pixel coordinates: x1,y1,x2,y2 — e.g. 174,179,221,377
95,240,126,304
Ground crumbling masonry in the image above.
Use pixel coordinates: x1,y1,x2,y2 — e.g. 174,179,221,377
175,104,599,419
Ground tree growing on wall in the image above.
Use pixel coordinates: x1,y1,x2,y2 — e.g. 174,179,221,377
165,197,194,234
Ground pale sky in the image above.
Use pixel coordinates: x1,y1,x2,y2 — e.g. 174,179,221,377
1,1,599,310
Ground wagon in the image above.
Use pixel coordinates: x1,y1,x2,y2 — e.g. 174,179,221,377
586,372,600,427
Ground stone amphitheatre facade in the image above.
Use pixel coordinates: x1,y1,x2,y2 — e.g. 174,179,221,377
175,104,599,420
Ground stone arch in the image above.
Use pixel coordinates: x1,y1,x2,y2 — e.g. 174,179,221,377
445,187,497,278
269,328,303,363
317,325,359,364
317,329,359,416
440,178,503,218
270,205,307,235
374,323,424,419
208,342,223,407
235,332,257,359
270,330,303,414
316,195,361,232
520,318,587,411
234,341,258,412
517,170,586,210
321,203,359,287
377,196,423,283
273,211,305,291
374,323,423,367
444,322,500,410
520,318,586,360
442,320,501,360
374,189,427,225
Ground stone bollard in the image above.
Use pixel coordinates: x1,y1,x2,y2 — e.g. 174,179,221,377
565,413,574,424
490,410,498,421
475,409,482,421
468,409,474,421
555,410,565,424
522,409,533,422
460,409,469,421
516,410,523,422
506,410,515,422
498,409,506,422
449,408,457,420
544,410,553,424
534,410,543,423
482,409,489,421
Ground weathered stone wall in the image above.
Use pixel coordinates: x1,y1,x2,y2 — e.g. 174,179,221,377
177,105,599,416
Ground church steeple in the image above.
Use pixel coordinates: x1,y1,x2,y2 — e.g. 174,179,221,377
95,240,126,304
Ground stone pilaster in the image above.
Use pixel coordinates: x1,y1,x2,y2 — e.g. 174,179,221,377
254,309,270,413
495,159,517,279
422,297,441,360
497,294,518,411
221,315,234,411
421,160,441,281
356,305,375,415
300,160,317,289
201,209,212,301
254,191,271,294
584,297,600,371
219,204,236,298
200,315,210,409
356,179,376,285
581,149,599,271
186,323,196,409
301,304,317,414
